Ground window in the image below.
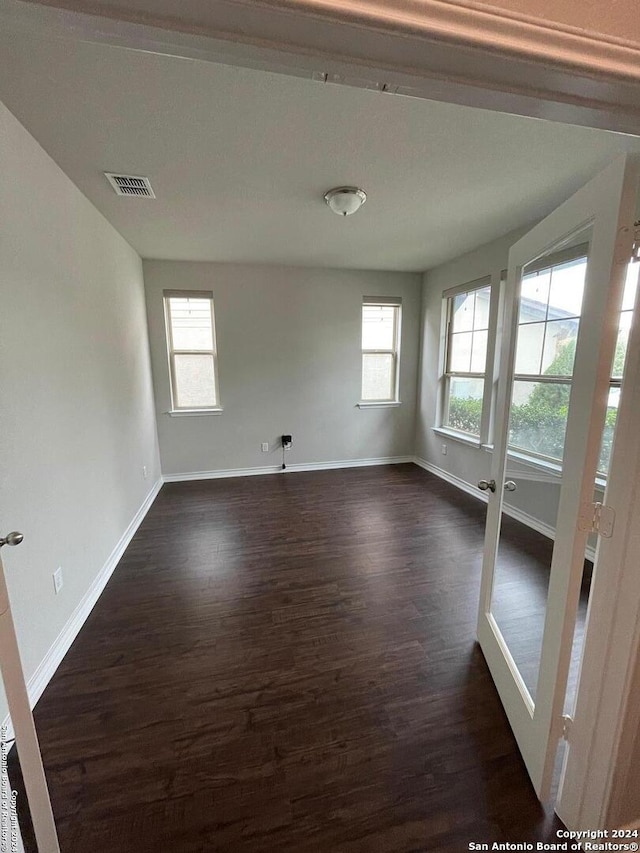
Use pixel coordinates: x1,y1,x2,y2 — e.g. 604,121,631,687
164,291,220,411
361,298,401,402
598,262,639,475
508,254,587,463
442,281,492,437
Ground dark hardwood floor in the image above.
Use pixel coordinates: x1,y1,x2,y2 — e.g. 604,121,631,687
30,464,568,851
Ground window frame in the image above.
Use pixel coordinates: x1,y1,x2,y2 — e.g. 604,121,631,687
440,276,493,441
595,261,640,477
163,289,221,413
360,297,402,404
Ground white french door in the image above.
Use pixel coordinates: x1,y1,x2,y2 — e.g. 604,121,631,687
0,539,59,852
476,155,640,800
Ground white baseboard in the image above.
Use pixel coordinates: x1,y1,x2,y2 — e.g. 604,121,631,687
163,456,413,482
413,456,596,562
3,478,163,737
413,456,490,504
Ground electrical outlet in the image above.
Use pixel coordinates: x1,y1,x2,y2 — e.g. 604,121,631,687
142,465,148,479
53,567,64,595
261,442,269,452
441,444,448,456
282,434,292,450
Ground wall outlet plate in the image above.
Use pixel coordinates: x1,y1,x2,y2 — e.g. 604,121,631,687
261,442,269,452
442,444,448,455
53,567,64,595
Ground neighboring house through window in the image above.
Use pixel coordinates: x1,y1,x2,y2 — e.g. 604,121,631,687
361,297,401,402
164,291,220,411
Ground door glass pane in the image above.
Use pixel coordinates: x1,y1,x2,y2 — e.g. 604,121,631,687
490,227,592,704
519,269,551,323
541,318,579,375
547,257,587,317
362,353,394,400
173,353,217,408
509,380,571,461
514,322,545,374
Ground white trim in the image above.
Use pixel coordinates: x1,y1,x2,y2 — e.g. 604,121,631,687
432,426,481,448
507,449,563,479
5,0,640,89
362,295,402,306
413,455,489,503
413,457,596,561
165,408,224,417
3,0,640,140
442,275,492,301
356,401,402,409
1,478,163,738
503,504,557,545
266,0,640,80
163,456,413,482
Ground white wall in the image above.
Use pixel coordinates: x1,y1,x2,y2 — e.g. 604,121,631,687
143,261,421,476
0,102,161,720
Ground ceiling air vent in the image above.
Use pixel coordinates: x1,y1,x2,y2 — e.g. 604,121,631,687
105,173,155,198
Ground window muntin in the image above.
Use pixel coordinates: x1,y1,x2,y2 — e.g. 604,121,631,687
443,284,491,437
164,292,219,410
361,301,401,402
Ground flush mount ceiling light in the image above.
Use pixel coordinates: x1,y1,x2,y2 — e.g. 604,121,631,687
324,186,367,216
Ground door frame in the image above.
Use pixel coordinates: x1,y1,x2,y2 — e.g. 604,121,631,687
556,252,640,830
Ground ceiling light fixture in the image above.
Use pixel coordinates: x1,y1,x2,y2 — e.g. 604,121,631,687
324,186,367,216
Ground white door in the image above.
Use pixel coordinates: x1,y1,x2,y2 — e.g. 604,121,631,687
0,534,59,852
476,154,640,800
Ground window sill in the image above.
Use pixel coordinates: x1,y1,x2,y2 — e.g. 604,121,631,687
432,426,481,448
506,449,562,479
357,401,402,408
165,408,224,417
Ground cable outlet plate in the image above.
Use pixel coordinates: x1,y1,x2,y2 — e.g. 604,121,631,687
53,567,64,595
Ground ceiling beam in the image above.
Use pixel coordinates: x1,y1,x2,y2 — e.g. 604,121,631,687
4,0,640,134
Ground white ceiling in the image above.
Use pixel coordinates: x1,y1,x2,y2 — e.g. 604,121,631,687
1,29,639,271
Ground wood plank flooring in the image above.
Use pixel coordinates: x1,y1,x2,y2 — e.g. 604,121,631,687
29,464,567,851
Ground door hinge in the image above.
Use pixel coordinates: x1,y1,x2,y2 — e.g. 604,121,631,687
562,714,573,741
578,501,615,537
633,220,640,263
